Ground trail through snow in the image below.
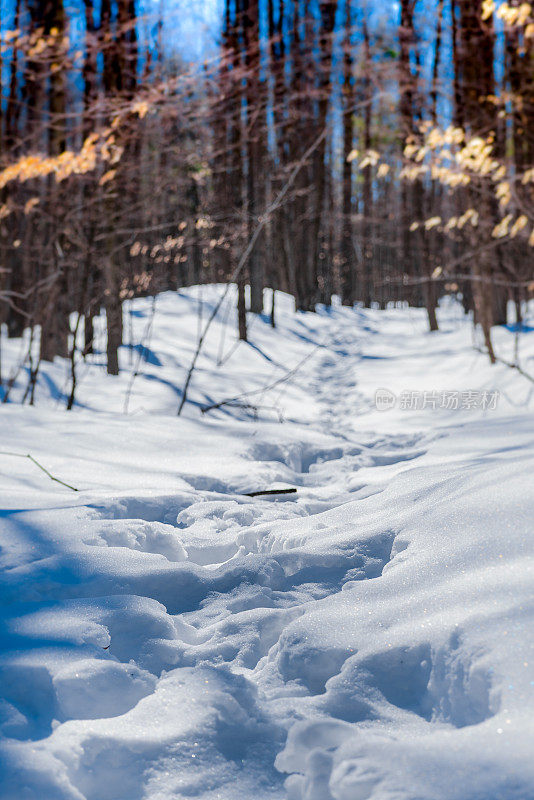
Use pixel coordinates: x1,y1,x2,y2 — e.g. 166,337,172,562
1,289,533,800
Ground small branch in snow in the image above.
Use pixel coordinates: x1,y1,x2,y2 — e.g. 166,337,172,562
473,346,534,384
205,400,285,422
200,344,323,415
244,488,297,497
0,451,79,492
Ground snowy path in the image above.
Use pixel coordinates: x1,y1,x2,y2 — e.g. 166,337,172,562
1,291,534,800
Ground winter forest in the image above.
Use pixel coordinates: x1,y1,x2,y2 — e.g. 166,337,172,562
0,2,534,800
1,0,534,388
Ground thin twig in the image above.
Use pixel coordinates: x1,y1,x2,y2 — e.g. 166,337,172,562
244,488,297,497
473,346,534,384
2,339,30,404
200,342,323,414
0,451,79,491
0,270,63,302
211,400,285,421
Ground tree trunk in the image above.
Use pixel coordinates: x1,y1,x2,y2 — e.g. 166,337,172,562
237,278,247,341
244,0,264,314
341,1,357,305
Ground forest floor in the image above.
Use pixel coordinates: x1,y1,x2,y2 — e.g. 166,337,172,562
0,287,533,800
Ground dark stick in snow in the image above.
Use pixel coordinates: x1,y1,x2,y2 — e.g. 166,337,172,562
244,488,297,497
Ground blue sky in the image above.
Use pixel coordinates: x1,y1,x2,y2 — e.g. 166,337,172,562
0,0,223,59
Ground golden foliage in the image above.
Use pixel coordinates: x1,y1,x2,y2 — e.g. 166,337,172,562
492,214,513,238
132,100,150,119
99,169,116,186
0,93,154,191
496,1,532,26
0,133,103,188
24,197,40,214
402,122,534,246
510,215,528,237
358,150,380,169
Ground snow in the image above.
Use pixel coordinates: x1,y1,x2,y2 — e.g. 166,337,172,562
0,286,533,800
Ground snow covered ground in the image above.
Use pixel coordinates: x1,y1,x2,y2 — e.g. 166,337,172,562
0,287,533,800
